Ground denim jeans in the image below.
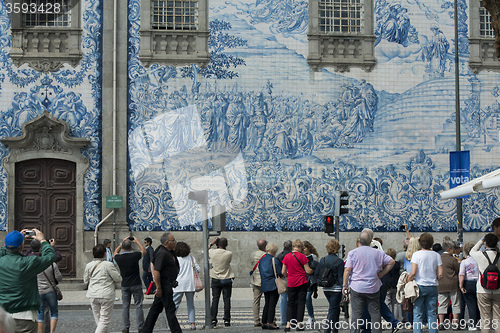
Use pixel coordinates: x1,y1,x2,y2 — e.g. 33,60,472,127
306,290,315,319
462,280,479,325
121,284,144,331
211,278,232,324
280,292,288,325
173,291,196,324
413,285,438,333
324,291,342,333
37,292,59,322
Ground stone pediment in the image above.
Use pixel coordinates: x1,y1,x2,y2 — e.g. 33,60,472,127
1,111,90,161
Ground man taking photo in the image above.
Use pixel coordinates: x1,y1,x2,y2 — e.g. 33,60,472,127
0,229,56,332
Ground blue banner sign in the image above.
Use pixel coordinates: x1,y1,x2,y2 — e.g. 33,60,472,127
449,151,470,199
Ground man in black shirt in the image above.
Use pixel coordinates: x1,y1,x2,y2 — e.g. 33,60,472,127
143,233,182,333
114,236,147,333
142,237,155,292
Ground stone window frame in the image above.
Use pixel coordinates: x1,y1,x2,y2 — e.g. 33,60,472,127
469,0,500,73
9,0,82,73
308,0,376,72
139,0,210,68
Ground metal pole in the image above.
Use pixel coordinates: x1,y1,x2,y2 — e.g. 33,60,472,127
454,0,463,244
201,203,212,329
112,208,116,250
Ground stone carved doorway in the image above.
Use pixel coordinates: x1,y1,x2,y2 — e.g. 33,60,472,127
1,111,90,278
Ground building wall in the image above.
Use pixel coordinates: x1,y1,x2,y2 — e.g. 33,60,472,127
0,0,499,241
126,0,500,233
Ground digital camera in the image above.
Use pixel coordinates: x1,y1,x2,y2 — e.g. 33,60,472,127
25,230,35,237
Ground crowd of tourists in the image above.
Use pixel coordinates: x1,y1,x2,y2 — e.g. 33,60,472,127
1,218,500,333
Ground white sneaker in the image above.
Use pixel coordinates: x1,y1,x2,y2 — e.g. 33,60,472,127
468,327,478,331
307,317,315,325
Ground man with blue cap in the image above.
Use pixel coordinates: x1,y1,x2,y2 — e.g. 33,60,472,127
0,228,56,333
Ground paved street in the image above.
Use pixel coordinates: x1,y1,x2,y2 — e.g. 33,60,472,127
54,288,416,333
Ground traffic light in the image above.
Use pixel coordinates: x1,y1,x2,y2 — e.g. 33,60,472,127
334,190,349,217
324,215,334,234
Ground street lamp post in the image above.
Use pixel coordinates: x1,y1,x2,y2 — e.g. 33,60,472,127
454,0,463,244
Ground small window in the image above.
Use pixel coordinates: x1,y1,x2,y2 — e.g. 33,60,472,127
308,0,375,72
469,0,499,73
319,0,362,33
479,2,495,38
139,0,210,67
23,0,72,28
9,0,82,72
152,0,198,31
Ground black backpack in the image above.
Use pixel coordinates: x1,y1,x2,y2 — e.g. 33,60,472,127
317,257,336,288
480,251,500,290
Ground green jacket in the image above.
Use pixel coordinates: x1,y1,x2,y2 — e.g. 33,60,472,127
0,241,56,313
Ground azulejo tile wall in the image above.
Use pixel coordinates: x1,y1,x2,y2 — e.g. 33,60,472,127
126,0,500,232
0,0,103,231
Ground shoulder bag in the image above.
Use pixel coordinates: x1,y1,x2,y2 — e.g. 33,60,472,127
272,257,287,294
43,264,63,301
191,256,204,292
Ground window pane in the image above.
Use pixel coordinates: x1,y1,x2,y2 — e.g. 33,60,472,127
319,0,362,34
480,1,495,38
152,0,199,30
23,0,72,27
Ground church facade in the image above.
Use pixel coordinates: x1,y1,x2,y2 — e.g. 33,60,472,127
0,0,499,278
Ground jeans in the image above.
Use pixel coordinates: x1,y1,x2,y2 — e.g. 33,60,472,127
90,297,115,333
350,290,381,333
306,290,315,319
287,283,308,324
143,286,181,333
462,280,479,325
37,292,59,321
211,278,232,324
413,285,438,333
262,290,279,325
324,291,342,333
173,291,196,324
121,284,144,331
280,292,288,325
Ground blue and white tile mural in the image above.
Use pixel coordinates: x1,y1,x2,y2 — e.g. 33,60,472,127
127,0,500,232
0,0,103,231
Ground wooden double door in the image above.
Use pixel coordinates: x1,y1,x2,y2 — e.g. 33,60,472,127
14,159,77,277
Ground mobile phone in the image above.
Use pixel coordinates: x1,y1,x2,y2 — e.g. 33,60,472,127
399,225,406,230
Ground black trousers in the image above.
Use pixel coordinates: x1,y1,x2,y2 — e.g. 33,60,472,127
142,286,181,333
287,282,308,324
211,278,232,323
263,289,279,324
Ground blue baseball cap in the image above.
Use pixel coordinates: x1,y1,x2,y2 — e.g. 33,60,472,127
4,230,25,249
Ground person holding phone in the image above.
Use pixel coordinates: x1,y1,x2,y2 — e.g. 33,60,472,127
0,229,57,333
113,236,147,333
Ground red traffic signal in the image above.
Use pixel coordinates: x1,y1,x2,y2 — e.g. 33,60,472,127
324,215,334,233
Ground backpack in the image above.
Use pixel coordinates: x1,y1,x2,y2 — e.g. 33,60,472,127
480,251,500,290
317,257,336,288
